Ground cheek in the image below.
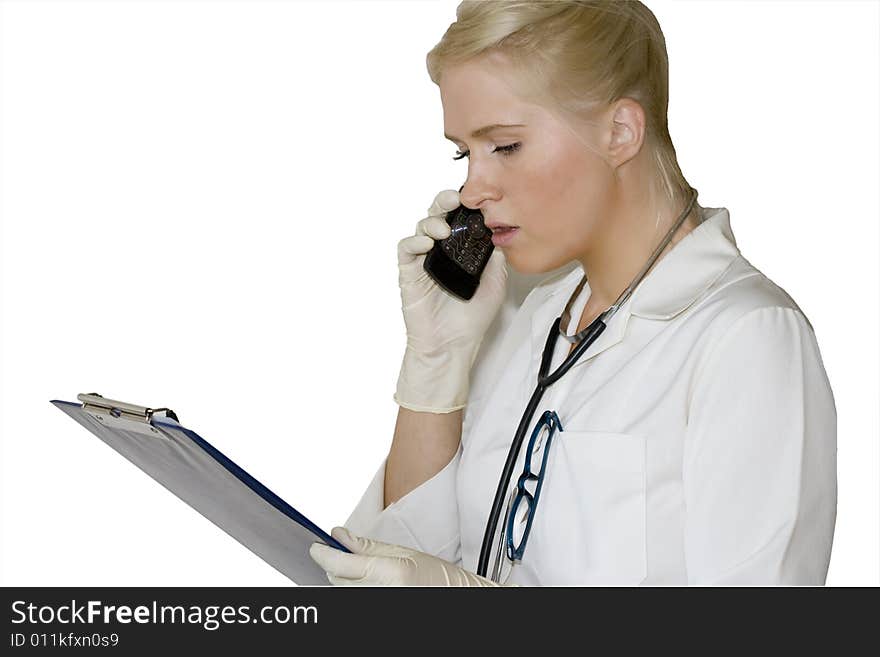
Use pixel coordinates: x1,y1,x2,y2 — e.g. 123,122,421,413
522,149,609,241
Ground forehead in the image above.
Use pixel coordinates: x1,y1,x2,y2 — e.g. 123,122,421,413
440,58,543,138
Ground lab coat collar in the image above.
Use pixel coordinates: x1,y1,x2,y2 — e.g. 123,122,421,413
630,205,740,319
528,206,740,370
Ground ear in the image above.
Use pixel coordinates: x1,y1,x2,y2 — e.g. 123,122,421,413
606,98,647,167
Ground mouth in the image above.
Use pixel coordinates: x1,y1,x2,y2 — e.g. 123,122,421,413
486,222,519,233
490,226,519,246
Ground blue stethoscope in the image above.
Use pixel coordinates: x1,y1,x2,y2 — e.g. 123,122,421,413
477,187,699,580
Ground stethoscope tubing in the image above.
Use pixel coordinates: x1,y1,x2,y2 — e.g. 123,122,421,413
476,315,608,578
474,188,698,580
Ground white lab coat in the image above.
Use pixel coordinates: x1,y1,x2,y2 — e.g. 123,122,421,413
345,205,837,585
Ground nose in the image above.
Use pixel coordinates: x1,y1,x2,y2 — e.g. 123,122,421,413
458,180,498,211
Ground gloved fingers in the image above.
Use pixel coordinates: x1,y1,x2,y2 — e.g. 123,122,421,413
397,234,435,266
325,560,409,587
327,573,369,587
396,189,458,267
426,189,460,218
309,542,374,580
331,526,414,558
414,215,452,240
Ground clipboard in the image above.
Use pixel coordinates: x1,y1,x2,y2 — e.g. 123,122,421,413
51,393,350,585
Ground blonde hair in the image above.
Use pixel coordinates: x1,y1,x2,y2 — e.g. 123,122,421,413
426,0,699,223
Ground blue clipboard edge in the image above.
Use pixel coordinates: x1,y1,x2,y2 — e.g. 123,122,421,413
51,399,351,555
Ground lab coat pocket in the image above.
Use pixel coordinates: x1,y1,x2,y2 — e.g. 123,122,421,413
532,430,647,585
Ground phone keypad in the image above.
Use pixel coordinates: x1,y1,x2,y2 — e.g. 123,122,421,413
441,208,492,275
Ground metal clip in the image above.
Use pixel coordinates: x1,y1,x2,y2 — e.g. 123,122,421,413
77,392,179,423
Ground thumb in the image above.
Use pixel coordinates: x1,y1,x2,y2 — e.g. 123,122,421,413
472,248,508,302
485,247,508,275
331,526,412,558
330,526,362,551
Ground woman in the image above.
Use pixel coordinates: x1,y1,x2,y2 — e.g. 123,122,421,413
309,0,837,585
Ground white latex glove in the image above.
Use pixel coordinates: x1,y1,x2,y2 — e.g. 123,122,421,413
395,188,508,413
309,526,508,587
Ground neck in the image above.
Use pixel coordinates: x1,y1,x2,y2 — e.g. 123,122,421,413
577,187,698,310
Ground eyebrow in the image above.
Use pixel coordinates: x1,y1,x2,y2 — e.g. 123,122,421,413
444,123,526,142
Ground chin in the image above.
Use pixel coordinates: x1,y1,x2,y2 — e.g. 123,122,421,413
504,250,571,276
503,252,540,275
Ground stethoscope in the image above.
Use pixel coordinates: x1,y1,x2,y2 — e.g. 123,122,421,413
477,187,699,580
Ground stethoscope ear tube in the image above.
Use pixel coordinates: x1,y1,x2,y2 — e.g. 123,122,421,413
537,316,561,380
540,317,606,387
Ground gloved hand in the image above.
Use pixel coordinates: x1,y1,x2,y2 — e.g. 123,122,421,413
309,526,508,587
395,188,508,413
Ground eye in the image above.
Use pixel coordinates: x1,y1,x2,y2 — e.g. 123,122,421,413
452,142,522,161
495,142,522,156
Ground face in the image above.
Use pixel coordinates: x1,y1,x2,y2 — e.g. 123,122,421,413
440,55,621,274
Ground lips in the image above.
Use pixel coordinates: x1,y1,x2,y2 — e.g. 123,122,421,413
486,221,519,232
490,226,518,246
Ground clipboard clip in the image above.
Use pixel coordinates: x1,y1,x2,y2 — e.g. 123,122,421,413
77,392,179,424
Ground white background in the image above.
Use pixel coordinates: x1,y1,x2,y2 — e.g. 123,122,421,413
1,0,877,586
